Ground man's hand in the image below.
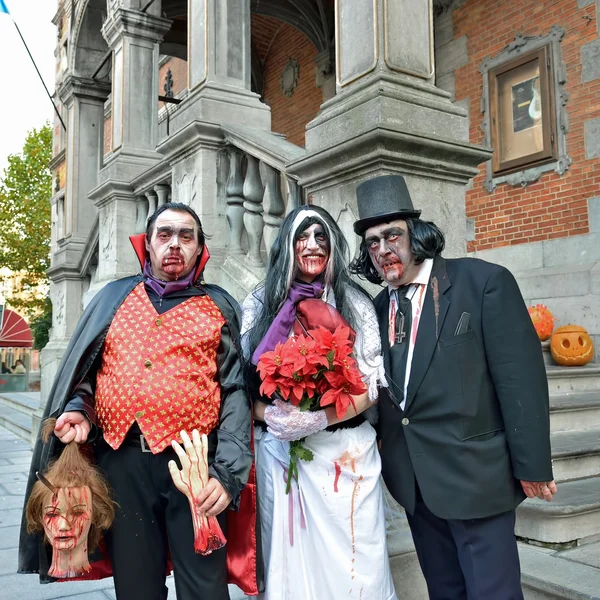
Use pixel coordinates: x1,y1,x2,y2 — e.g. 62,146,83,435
521,480,557,502
195,478,231,517
54,411,90,444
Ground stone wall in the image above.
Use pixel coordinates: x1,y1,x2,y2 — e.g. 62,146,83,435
437,0,600,252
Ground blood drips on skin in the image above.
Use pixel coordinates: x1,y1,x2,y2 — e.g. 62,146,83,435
43,487,92,578
178,441,226,555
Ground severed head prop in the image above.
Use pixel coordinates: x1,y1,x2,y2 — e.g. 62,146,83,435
25,418,115,578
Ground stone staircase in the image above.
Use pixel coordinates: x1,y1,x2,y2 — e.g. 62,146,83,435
516,364,600,599
0,392,39,447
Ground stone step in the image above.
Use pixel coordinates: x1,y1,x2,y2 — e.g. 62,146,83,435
547,365,600,396
0,392,40,416
516,476,600,545
0,404,32,444
551,429,600,482
550,392,600,433
520,542,600,600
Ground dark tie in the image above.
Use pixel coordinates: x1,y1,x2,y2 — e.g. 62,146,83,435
390,286,412,404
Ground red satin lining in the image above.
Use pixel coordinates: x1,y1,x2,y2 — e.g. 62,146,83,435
226,429,260,595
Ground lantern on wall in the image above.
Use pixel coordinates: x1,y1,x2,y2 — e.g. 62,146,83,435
550,325,595,366
527,304,555,341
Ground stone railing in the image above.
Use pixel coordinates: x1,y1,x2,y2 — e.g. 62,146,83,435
222,125,306,266
131,161,173,234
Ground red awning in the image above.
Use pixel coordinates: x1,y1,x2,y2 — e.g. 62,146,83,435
0,308,34,348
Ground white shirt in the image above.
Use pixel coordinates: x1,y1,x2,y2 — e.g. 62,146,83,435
387,258,433,410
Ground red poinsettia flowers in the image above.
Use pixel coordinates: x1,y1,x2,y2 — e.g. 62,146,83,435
257,325,367,420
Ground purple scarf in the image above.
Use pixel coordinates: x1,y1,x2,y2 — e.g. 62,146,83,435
143,259,198,298
252,280,323,365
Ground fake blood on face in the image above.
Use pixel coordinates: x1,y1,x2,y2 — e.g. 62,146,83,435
43,486,93,578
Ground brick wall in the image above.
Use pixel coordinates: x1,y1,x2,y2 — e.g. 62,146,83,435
451,0,600,251
158,57,187,102
252,14,323,147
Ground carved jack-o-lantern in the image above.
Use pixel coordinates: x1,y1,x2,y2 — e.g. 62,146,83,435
550,325,594,366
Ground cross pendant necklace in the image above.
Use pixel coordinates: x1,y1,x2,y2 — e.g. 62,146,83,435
395,312,406,344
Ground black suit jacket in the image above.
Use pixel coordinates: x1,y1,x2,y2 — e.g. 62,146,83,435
376,256,553,520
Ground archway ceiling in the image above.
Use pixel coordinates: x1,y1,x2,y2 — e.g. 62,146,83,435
251,0,333,52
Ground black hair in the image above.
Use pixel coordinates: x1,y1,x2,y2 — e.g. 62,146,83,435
146,202,205,246
245,205,371,364
349,218,445,284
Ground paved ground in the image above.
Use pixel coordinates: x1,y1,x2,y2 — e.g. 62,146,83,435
0,425,247,600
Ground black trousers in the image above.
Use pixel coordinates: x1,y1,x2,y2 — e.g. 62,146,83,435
96,439,229,600
406,487,523,600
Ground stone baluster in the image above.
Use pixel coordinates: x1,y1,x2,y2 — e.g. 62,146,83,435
226,148,245,255
155,184,170,207
135,195,149,233
146,189,158,219
286,177,302,214
242,155,264,266
262,164,286,259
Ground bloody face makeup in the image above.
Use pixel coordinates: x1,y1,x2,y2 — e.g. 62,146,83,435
364,220,419,288
145,209,202,282
294,223,330,283
42,486,92,577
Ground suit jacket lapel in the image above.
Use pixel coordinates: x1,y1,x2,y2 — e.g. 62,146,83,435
405,256,451,411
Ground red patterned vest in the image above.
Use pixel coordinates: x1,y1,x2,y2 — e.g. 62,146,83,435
95,282,226,453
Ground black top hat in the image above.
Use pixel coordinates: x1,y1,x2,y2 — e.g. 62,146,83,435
353,175,421,235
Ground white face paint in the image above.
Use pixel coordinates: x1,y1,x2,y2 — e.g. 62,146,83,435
145,210,202,281
295,224,330,283
364,220,419,288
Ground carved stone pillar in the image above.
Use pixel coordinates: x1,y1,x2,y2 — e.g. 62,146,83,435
135,195,148,233
242,156,264,267
40,76,110,421
146,189,158,217
262,165,285,258
102,5,170,158
172,0,270,130
226,148,245,255
286,178,302,214
289,0,491,258
154,183,170,207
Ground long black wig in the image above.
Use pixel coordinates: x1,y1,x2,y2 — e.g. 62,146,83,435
349,218,446,285
244,204,371,362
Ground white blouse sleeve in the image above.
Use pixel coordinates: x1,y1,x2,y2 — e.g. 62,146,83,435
345,287,388,402
240,288,265,360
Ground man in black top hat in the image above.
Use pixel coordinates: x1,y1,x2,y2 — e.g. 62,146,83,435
350,174,557,599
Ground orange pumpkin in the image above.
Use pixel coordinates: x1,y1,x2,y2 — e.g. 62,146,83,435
550,325,594,366
528,304,555,341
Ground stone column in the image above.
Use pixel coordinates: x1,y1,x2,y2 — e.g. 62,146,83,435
226,148,245,255
174,0,270,129
39,76,110,426
289,0,492,258
102,5,171,160
243,156,265,267
88,4,171,288
262,165,285,258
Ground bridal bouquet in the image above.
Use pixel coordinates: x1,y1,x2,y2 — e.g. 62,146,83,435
257,325,367,493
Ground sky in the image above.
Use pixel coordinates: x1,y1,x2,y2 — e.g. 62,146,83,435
0,0,57,173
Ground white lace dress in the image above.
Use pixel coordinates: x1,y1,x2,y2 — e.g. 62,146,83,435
242,288,397,600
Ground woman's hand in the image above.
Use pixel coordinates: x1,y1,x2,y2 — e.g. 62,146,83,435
264,399,328,441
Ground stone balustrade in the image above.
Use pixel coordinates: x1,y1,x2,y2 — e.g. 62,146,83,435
226,145,302,266
222,125,306,267
134,181,173,234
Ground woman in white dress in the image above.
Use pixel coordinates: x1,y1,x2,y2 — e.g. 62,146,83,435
241,205,397,600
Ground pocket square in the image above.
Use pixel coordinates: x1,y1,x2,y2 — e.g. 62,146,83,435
454,312,471,335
